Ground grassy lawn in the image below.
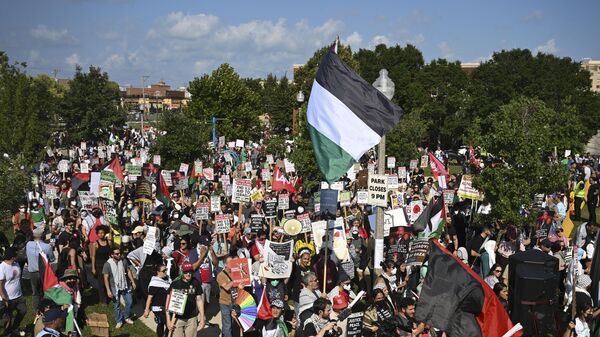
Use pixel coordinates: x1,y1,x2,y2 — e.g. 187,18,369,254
0,274,155,337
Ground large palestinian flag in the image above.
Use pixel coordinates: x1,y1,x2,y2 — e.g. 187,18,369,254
413,196,446,238
306,49,404,183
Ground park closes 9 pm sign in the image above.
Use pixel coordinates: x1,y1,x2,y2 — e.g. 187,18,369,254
368,174,388,207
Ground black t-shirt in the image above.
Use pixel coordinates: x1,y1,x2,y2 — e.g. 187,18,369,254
468,234,485,266
169,278,203,319
588,184,600,205
304,322,336,337
57,231,73,247
149,285,169,311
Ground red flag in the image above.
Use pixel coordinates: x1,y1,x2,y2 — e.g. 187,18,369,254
157,171,171,206
257,286,272,320
105,158,125,181
469,144,480,167
271,166,296,193
39,252,59,292
427,152,448,180
71,173,90,190
294,176,303,191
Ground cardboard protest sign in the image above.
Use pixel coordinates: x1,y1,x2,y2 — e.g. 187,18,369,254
339,191,351,207
179,163,189,174
387,156,396,169
210,195,221,213
297,213,312,233
409,159,418,170
58,160,70,173
227,257,252,287
45,184,58,199
278,193,290,210
357,190,369,205
195,202,210,221
167,289,188,315
284,159,295,173
143,226,157,255
368,174,388,207
153,155,161,166
457,175,483,201
232,179,252,203
259,240,294,279
387,174,399,190
250,214,264,233
215,214,231,234
406,238,430,266
125,164,142,176
202,168,214,181
264,200,277,218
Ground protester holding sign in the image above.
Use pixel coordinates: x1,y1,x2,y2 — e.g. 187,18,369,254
166,261,205,337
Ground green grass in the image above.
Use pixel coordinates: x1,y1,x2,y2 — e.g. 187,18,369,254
1,280,156,337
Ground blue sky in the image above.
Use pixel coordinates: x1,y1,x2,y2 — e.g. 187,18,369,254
1,0,598,88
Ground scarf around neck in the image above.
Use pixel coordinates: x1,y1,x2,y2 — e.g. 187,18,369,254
148,276,170,291
108,258,127,290
305,313,329,332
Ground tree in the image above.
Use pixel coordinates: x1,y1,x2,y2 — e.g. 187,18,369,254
385,108,429,165
152,109,210,169
0,52,59,163
261,74,296,134
60,65,125,143
0,157,30,225
188,64,262,142
472,97,568,225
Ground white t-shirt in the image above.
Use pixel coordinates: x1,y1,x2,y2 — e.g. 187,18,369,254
576,317,590,337
0,261,23,300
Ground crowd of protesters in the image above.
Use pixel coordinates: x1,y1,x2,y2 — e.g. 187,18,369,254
2,126,600,337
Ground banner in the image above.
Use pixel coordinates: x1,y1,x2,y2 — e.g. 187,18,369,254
368,174,388,207
232,179,252,203
259,240,294,279
457,175,483,201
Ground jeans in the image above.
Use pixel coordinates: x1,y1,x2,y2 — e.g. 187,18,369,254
220,303,232,337
153,310,166,337
29,271,42,311
0,296,27,332
111,287,133,324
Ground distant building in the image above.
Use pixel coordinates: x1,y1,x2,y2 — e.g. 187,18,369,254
120,81,189,111
581,59,600,93
460,62,480,75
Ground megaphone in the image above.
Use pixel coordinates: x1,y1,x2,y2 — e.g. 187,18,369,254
282,218,302,236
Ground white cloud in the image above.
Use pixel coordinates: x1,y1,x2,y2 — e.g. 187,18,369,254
344,32,363,48
97,31,121,40
28,50,41,66
30,25,77,45
103,53,126,69
534,39,558,54
164,12,220,39
522,10,543,23
193,60,212,75
437,41,455,60
371,35,390,46
407,33,425,46
65,53,80,67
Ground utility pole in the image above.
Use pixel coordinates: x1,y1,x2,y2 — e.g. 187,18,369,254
141,75,150,137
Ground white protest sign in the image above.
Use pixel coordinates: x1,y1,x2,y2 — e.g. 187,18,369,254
261,169,271,181
202,168,214,181
357,190,369,205
410,159,418,170
387,156,396,169
143,226,157,255
409,200,424,223
565,150,571,158
312,220,327,251
284,159,295,173
80,162,89,174
330,181,344,191
297,213,312,233
228,141,236,148
80,142,86,150
232,179,252,203
58,160,70,173
45,184,58,199
195,203,210,220
179,163,189,174
215,214,231,234
437,175,447,189
210,195,221,213
259,240,294,279
266,155,274,165
161,170,173,186
368,174,388,207
153,155,161,166
367,163,375,175
194,160,202,175
235,139,245,148
387,174,399,190
398,166,407,180
244,161,252,172
167,289,188,315
219,136,225,147
278,193,289,210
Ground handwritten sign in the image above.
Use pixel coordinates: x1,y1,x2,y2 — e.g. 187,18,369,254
143,226,157,255
167,289,188,315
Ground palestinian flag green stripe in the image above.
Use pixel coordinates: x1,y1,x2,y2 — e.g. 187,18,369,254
308,124,355,184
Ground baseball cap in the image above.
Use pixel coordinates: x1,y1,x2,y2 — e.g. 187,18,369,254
332,295,348,311
181,261,194,272
131,226,145,234
271,299,284,308
43,308,67,323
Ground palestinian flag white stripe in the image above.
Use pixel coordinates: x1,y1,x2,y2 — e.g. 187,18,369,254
307,80,381,161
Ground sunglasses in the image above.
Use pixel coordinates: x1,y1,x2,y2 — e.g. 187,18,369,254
494,269,502,273
159,269,167,273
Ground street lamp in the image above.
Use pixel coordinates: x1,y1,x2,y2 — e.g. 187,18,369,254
372,69,394,272
141,75,150,137
292,90,304,136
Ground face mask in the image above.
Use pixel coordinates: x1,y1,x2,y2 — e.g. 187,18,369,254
391,268,397,275
173,214,179,219
32,203,38,208
71,201,77,206
127,204,133,209
343,284,351,291
270,280,280,287
19,208,25,212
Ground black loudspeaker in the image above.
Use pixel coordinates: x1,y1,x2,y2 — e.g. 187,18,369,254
508,250,560,337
